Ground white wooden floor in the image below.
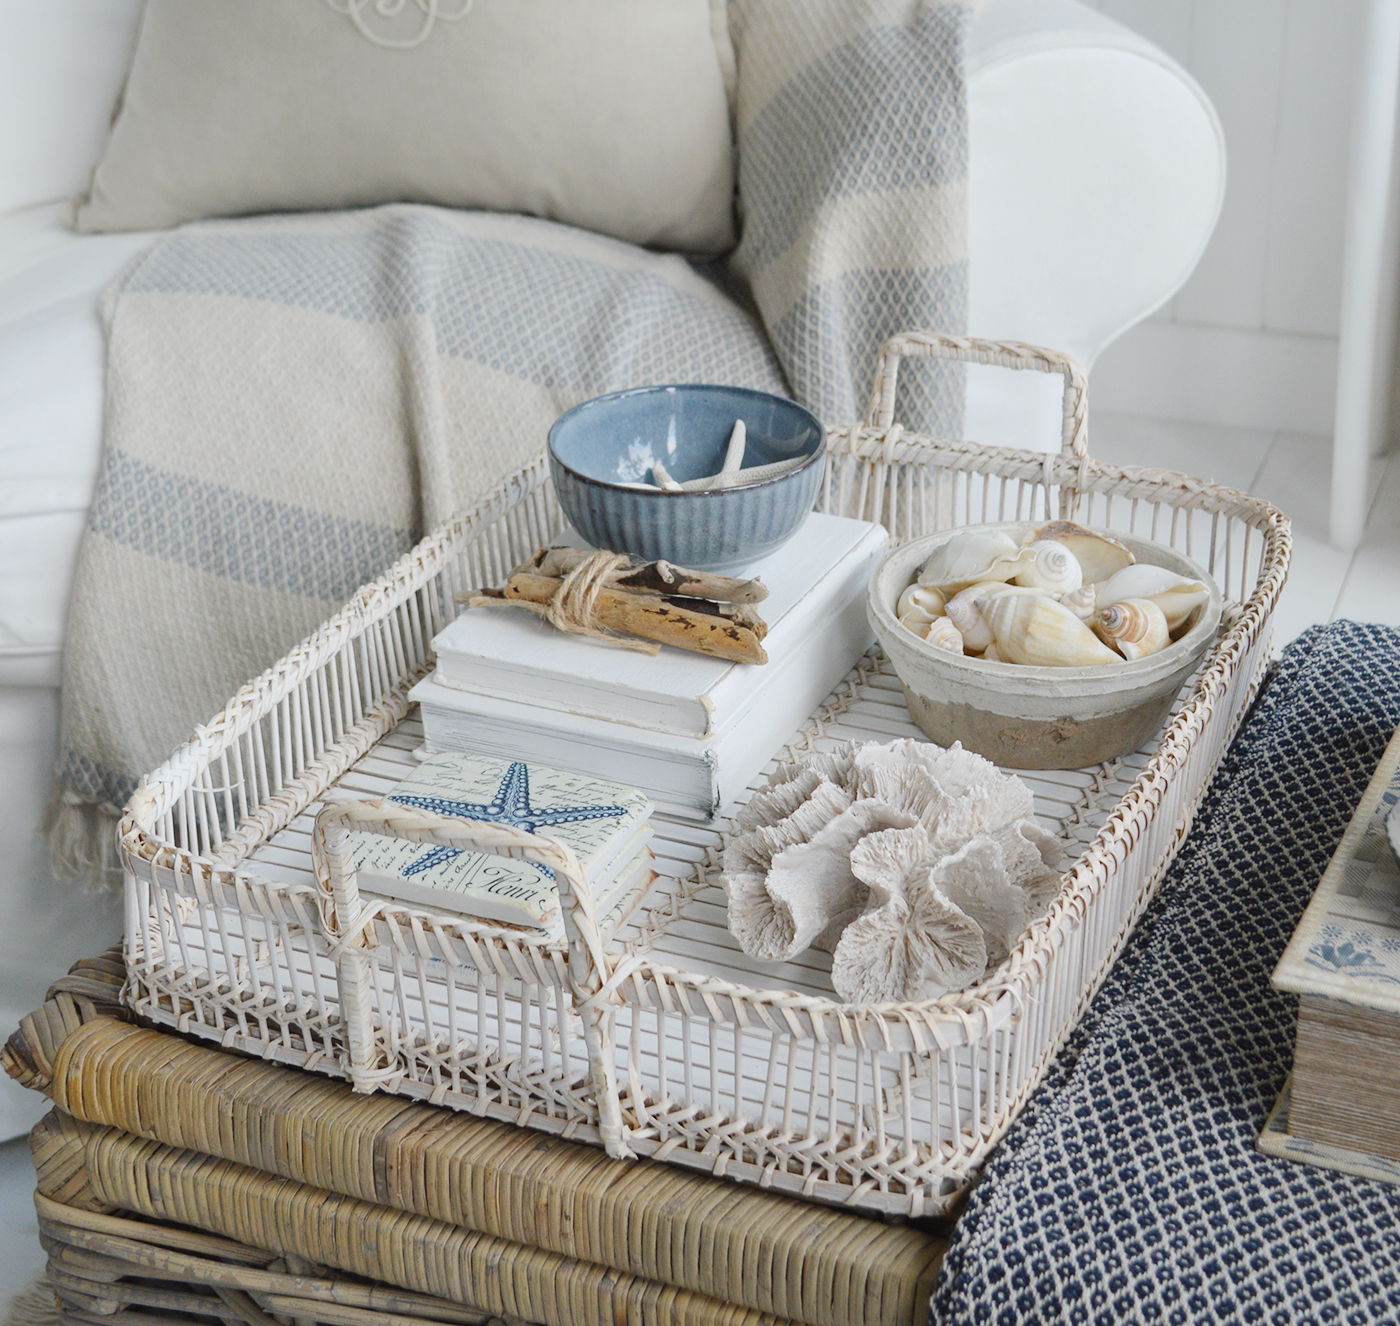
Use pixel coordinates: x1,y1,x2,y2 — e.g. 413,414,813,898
3,411,1399,1315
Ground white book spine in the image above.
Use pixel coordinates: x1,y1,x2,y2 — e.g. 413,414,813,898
416,584,874,819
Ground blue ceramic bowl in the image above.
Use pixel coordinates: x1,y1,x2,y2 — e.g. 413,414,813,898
548,385,826,571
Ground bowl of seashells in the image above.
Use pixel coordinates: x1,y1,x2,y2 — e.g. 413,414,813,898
867,520,1223,769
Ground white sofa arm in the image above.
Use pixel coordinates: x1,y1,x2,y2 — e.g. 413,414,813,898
966,0,1224,450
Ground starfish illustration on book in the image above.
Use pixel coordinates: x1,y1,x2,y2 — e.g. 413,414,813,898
391,761,631,878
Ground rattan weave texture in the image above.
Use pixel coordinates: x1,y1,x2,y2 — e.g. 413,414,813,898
114,335,1291,1217
7,960,945,1326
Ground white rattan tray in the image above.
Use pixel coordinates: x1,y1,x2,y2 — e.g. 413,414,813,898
120,335,1291,1217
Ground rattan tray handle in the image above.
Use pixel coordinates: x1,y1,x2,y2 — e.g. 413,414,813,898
863,331,1089,459
311,799,635,1159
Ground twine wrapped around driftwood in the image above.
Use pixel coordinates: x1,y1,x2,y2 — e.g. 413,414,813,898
469,550,662,654
465,549,769,664
530,547,769,604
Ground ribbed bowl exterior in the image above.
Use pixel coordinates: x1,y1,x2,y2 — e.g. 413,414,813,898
551,456,825,570
548,389,826,571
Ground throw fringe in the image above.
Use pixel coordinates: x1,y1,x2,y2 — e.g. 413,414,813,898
3,1280,59,1326
41,786,122,894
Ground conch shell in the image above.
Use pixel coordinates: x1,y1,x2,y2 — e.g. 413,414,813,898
1094,564,1209,633
1059,583,1096,621
1094,597,1170,660
1030,521,1134,583
918,531,1032,594
976,591,1121,667
921,617,964,653
897,583,946,621
898,583,949,639
1012,541,1083,595
944,581,1037,653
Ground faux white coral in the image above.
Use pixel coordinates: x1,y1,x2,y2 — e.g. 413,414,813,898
722,738,1063,1002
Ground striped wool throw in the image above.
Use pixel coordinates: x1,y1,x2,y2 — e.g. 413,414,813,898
50,1,971,882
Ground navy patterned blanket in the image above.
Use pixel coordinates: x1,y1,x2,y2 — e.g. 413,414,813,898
931,622,1400,1325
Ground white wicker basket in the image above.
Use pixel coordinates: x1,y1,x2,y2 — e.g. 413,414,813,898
120,335,1291,1218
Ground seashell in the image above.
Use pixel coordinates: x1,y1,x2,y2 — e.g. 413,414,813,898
944,581,1037,652
982,642,1003,662
899,613,933,640
1011,541,1083,595
897,583,947,621
1094,597,1170,660
1059,583,1097,622
917,531,1033,594
1093,564,1210,633
1030,521,1134,583
944,596,991,652
830,826,987,1003
976,591,1121,667
923,617,964,654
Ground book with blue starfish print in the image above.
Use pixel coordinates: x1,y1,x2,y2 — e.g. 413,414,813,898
349,751,655,939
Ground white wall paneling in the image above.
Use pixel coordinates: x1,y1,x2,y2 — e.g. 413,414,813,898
1331,0,1400,548
1266,1,1363,337
1083,0,1369,453
1091,319,1339,436
1171,1,1286,331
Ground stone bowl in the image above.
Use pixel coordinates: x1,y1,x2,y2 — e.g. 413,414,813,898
867,522,1224,769
547,384,825,572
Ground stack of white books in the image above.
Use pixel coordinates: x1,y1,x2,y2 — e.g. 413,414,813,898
411,513,888,819
349,751,656,941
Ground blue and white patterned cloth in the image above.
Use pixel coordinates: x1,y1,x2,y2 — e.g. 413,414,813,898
930,622,1400,1326
54,2,971,881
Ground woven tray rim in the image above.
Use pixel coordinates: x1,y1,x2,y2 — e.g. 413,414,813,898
115,430,1289,1042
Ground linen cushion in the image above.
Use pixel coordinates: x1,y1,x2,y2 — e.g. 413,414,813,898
75,0,737,255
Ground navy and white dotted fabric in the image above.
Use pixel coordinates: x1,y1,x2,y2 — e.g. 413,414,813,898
931,623,1400,1326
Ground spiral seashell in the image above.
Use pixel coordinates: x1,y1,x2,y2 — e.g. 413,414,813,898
1012,541,1084,595
1094,564,1210,632
900,614,932,640
923,616,964,654
917,531,1033,594
976,591,1121,667
1093,598,1169,660
944,596,991,652
1029,521,1134,583
982,642,1004,662
944,581,1036,653
897,582,947,621
1059,583,1096,621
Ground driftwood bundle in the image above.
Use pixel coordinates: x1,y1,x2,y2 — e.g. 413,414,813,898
462,547,770,664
